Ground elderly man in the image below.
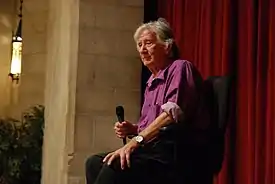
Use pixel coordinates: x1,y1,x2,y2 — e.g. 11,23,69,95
85,18,209,184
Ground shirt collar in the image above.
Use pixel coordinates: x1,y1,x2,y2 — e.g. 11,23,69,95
146,70,165,87
146,61,173,87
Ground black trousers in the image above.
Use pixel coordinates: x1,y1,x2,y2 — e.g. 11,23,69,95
85,139,176,184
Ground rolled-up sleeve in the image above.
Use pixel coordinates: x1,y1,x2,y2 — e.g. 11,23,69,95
161,102,183,122
161,61,201,123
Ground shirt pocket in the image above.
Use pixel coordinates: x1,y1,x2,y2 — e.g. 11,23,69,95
154,86,165,106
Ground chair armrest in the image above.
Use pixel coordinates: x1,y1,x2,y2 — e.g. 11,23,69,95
126,123,180,139
160,123,178,132
159,123,180,139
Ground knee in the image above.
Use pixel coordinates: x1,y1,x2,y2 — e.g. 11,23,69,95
85,155,101,172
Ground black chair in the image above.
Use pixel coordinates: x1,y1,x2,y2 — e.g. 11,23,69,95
204,75,232,175
160,75,232,184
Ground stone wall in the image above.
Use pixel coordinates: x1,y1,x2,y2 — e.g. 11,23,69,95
0,0,16,116
0,0,144,183
41,0,144,184
12,0,48,118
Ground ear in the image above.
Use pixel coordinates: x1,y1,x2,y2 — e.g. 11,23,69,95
164,42,172,55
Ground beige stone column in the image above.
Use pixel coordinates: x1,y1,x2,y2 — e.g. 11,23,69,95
42,0,79,183
42,0,143,183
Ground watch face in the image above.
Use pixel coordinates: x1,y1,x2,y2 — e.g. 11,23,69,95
135,135,143,143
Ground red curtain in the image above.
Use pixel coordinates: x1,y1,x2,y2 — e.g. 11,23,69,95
145,0,275,183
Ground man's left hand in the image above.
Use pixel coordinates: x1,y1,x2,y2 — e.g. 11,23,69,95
103,139,139,170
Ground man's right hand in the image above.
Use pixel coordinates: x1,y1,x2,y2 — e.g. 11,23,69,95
114,121,138,139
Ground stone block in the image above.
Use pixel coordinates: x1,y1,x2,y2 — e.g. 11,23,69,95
68,151,99,178
119,0,144,7
18,73,45,110
79,28,119,55
81,0,118,6
119,6,144,31
68,176,85,184
22,10,48,33
19,73,45,92
76,54,96,88
91,55,141,89
94,5,122,30
93,115,122,151
80,1,143,31
116,30,138,57
22,31,47,54
75,87,116,114
23,0,48,12
74,114,95,151
113,88,141,118
22,53,46,74
79,28,139,57
79,1,96,28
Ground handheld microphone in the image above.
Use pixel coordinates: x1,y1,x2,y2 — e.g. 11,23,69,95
116,106,127,145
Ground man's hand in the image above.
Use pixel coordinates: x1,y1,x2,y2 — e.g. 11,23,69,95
103,139,139,170
114,121,138,138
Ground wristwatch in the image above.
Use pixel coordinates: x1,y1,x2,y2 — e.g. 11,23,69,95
133,135,144,145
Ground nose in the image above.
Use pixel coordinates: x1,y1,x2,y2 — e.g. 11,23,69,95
138,44,147,54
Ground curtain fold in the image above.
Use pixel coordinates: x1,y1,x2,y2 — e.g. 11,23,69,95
144,0,275,183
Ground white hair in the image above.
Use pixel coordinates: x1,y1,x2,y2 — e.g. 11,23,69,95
134,18,179,59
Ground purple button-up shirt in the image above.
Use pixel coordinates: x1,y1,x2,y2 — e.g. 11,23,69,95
138,59,206,132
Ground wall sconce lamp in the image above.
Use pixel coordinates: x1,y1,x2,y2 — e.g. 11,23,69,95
9,0,23,83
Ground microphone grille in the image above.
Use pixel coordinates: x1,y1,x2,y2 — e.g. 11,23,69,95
116,106,124,116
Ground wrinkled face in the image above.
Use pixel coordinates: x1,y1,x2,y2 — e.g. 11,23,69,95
136,29,169,68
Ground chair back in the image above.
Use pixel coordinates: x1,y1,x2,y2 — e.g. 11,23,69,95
203,75,232,174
